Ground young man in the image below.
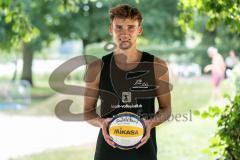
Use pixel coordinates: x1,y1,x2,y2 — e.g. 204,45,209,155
84,4,171,160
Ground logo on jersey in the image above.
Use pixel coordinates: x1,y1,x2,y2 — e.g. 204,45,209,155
122,92,131,103
132,79,149,89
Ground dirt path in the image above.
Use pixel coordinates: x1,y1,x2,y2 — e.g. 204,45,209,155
0,114,99,160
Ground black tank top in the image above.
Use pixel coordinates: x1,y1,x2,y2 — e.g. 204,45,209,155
94,52,158,160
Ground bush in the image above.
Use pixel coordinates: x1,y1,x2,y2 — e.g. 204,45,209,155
213,94,240,159
195,65,240,159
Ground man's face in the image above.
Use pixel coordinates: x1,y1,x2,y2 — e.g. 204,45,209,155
208,52,213,58
109,17,142,50
230,51,235,57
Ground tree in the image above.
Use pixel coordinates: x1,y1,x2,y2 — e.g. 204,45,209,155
1,0,111,86
178,0,240,34
1,0,186,85
140,0,184,44
0,0,39,47
177,0,240,73
52,0,110,53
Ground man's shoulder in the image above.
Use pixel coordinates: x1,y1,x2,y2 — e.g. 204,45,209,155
142,51,167,65
102,52,113,60
143,51,168,68
142,51,155,62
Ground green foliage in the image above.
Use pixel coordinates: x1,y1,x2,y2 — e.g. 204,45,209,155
194,93,240,159
53,0,110,44
1,0,186,51
193,67,240,159
140,0,184,44
178,1,240,61
212,94,240,159
0,0,39,49
231,64,240,93
178,0,240,34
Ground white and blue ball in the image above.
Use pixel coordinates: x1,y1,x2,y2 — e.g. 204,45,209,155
108,112,145,150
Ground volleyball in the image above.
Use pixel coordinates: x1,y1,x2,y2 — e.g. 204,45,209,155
108,112,145,149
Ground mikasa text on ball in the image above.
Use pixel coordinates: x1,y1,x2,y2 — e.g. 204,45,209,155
108,112,146,149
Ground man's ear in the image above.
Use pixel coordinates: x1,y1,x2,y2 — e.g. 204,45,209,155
138,26,143,36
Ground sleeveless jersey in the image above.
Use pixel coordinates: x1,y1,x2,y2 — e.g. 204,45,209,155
94,51,158,160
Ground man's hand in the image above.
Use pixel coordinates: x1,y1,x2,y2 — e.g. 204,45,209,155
100,118,116,148
204,65,212,73
136,118,153,149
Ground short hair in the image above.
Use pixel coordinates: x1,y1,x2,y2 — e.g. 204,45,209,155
109,4,143,26
230,49,236,54
207,46,218,54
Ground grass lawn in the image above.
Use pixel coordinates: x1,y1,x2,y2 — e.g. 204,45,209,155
13,118,216,160
12,77,223,160
156,117,217,160
171,77,212,114
1,84,56,115
10,145,95,160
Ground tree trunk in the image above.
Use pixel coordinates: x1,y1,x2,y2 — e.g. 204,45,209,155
82,39,89,66
21,44,34,86
82,39,88,55
11,59,17,81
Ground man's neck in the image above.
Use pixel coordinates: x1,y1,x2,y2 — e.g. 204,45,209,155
114,47,141,63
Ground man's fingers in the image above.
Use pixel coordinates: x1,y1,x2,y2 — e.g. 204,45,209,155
136,139,146,149
102,118,112,135
101,118,116,148
102,129,115,148
141,132,150,142
102,128,112,140
104,133,111,140
104,118,112,125
107,140,115,147
102,129,112,141
105,136,116,148
136,134,149,149
141,134,149,142
102,127,108,135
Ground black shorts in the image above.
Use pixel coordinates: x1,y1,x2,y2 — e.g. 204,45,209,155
94,129,157,160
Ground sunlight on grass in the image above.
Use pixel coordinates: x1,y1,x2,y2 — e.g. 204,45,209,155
171,78,212,114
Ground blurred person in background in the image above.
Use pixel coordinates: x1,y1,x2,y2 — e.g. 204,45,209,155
225,50,239,78
204,47,226,100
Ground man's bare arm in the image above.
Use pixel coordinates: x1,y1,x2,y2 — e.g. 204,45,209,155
83,59,116,147
136,57,171,149
149,57,171,128
84,59,104,127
